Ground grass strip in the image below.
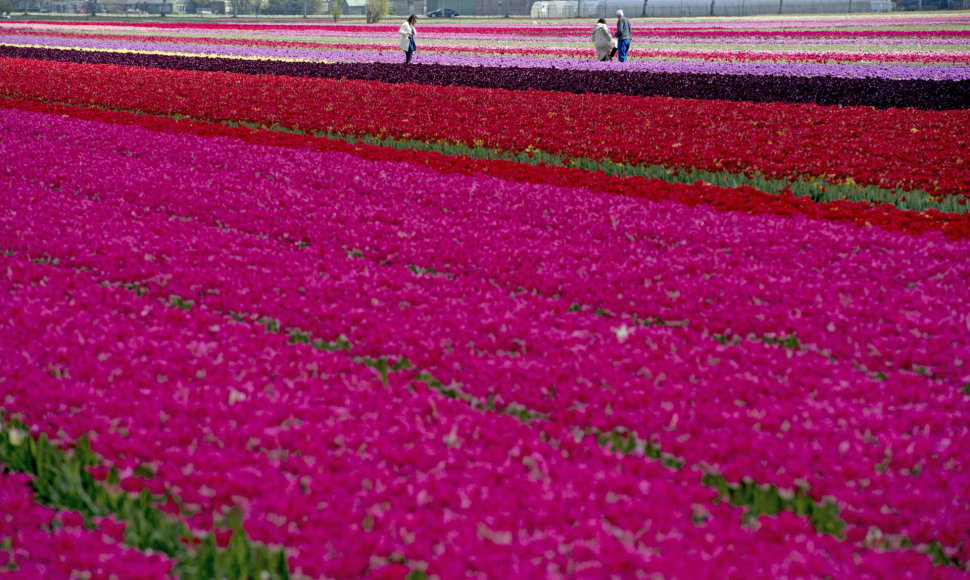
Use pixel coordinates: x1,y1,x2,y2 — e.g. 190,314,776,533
249,308,879,546
591,426,846,536
61,102,955,215
0,412,292,580
4,96,970,244
592,426,965,569
102,274,861,541
323,130,965,215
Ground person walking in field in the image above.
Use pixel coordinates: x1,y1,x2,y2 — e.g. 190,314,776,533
614,9,632,62
592,18,617,61
399,14,417,64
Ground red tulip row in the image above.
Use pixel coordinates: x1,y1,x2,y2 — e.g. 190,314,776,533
2,56,968,198
3,95,968,243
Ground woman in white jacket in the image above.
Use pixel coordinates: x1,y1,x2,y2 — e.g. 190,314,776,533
399,15,417,64
591,18,617,61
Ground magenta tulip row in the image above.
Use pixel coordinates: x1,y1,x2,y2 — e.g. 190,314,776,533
4,106,965,386
11,255,965,578
0,470,175,579
2,109,969,558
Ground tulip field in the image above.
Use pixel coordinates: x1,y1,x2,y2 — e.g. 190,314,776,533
2,12,970,580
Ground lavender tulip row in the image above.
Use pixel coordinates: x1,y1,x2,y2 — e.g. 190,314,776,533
9,33,963,82
3,44,968,110
4,109,970,556
12,255,964,578
15,28,970,50
5,34,970,82
11,24,970,49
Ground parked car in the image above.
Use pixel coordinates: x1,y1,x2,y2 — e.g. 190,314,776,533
426,7,459,17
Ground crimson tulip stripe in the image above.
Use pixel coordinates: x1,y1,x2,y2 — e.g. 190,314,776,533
4,109,970,562
3,58,969,200
3,95,968,239
3,45,969,110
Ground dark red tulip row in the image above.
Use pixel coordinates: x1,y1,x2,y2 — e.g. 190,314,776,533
3,55,969,199
2,44,968,110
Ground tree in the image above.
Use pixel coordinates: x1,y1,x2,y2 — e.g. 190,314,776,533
264,0,321,15
228,0,249,15
187,0,210,13
329,0,344,21
364,0,388,22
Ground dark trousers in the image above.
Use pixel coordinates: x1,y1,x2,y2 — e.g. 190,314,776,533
405,50,413,64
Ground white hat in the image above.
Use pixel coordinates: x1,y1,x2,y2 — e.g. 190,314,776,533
616,9,623,15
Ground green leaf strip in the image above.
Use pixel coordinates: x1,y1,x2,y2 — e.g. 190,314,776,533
0,413,292,580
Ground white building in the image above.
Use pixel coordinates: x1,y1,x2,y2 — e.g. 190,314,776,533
531,0,891,17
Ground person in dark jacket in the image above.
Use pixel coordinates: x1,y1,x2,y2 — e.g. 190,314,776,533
614,9,632,62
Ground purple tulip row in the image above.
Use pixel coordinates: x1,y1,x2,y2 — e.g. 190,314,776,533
3,109,970,562
15,20,970,45
6,32,970,81
5,33,970,82
3,44,968,110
